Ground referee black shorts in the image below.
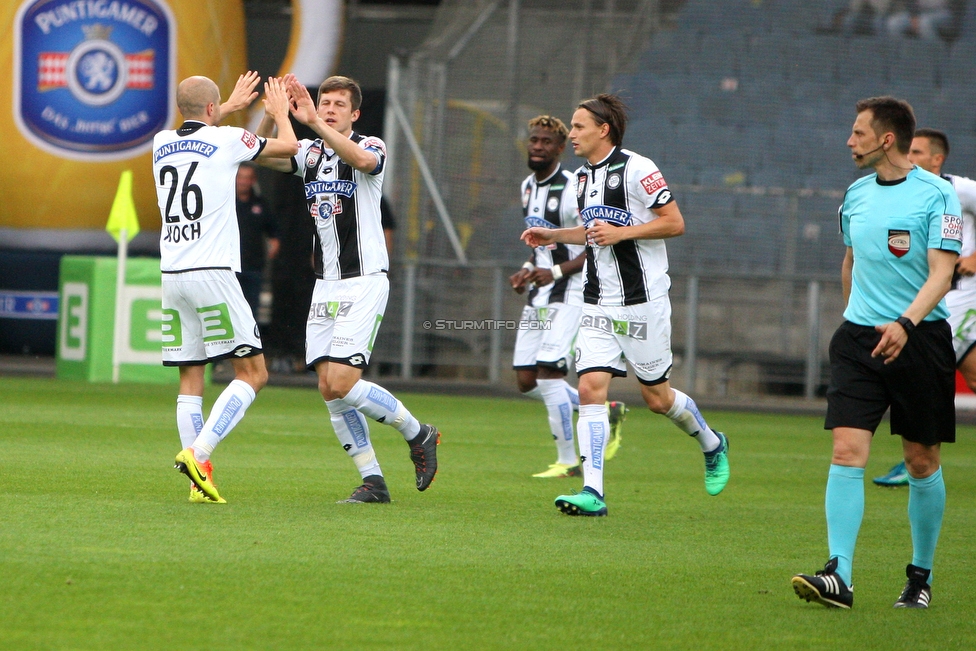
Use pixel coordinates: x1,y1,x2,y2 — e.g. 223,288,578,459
825,319,956,445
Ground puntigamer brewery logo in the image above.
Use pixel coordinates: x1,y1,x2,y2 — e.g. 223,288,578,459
14,0,175,160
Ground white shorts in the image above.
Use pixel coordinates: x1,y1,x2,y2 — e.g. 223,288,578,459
306,274,388,369
575,295,673,385
946,289,976,363
512,303,582,372
161,269,262,365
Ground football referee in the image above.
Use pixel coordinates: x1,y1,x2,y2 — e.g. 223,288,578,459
792,97,962,610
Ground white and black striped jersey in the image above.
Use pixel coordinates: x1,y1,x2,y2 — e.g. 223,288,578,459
522,166,585,307
153,121,266,273
575,147,676,306
293,133,388,280
945,173,976,293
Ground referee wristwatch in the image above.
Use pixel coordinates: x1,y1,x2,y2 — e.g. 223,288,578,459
895,316,915,337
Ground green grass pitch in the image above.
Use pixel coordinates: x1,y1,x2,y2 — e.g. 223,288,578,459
2,376,975,650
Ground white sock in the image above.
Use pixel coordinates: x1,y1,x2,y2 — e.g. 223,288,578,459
537,378,578,465
577,403,609,497
527,378,579,411
326,399,382,479
565,383,580,412
665,388,720,452
176,395,204,450
342,380,421,440
192,380,256,461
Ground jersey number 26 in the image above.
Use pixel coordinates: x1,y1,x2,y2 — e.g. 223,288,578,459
159,162,203,224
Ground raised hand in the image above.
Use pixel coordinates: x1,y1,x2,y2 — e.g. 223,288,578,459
262,77,290,120
222,71,261,115
285,76,317,125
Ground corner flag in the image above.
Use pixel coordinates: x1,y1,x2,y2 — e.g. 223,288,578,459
105,170,140,243
107,169,140,383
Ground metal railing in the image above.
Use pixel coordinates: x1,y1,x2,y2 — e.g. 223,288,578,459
371,259,843,398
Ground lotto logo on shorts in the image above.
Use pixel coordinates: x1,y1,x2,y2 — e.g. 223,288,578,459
14,0,175,159
580,314,647,340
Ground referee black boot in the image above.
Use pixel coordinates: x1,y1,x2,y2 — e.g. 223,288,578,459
894,564,932,609
791,558,854,609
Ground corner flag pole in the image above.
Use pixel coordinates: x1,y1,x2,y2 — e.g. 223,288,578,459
105,170,140,384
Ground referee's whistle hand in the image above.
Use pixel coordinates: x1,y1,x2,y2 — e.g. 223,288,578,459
872,322,907,364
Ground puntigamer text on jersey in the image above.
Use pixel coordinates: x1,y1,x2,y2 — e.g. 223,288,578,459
154,140,218,162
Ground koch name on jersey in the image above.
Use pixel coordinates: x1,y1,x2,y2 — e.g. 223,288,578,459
154,124,266,272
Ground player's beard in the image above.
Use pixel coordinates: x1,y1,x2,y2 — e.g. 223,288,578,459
527,156,553,172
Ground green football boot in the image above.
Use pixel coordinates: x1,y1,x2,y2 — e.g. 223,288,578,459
555,487,607,516
704,432,730,496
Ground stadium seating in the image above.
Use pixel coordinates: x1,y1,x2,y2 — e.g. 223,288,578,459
617,0,976,281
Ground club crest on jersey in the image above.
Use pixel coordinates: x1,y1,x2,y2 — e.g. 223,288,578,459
607,173,621,189
546,196,560,212
312,200,336,224
14,0,175,160
581,205,632,228
888,229,910,258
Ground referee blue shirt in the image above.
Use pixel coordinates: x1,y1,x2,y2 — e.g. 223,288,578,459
840,166,962,326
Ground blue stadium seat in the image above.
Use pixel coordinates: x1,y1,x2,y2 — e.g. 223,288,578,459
960,1,976,36
945,134,976,179
677,0,774,35
748,167,793,189
739,33,791,83
689,34,745,77
627,75,701,126
699,167,750,188
837,39,897,85
796,193,847,275
766,0,829,34
926,84,976,137
885,80,935,115
783,35,842,83
893,39,947,88
941,40,976,86
663,163,701,186
624,118,661,158
638,34,697,76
